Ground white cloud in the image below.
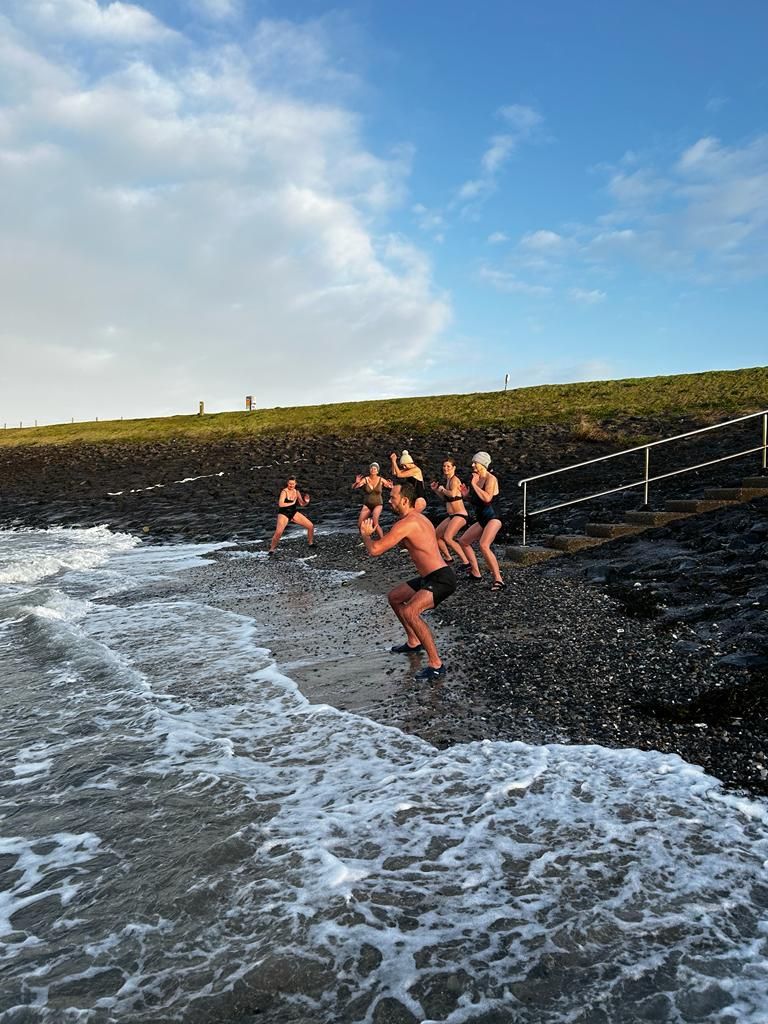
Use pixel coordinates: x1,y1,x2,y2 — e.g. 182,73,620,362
568,287,606,305
16,0,176,43
481,134,515,174
582,135,768,283
608,168,669,207
519,229,568,252
455,102,543,209
413,203,445,238
188,0,240,20
487,232,508,244
498,104,543,133
0,12,450,422
247,17,360,93
478,267,551,296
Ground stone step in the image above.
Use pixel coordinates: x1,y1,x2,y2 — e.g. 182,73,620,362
585,522,649,539
704,487,768,501
625,510,693,526
665,499,739,513
505,544,564,566
543,534,607,553
742,476,768,488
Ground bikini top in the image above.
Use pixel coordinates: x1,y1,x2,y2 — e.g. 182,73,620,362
441,477,463,505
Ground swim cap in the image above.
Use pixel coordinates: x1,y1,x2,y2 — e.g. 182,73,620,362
370,462,380,471
400,450,415,466
471,451,492,468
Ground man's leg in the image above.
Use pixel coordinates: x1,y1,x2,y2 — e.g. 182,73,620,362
387,581,420,647
400,590,441,668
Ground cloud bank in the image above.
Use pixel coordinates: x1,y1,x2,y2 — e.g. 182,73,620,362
0,4,450,423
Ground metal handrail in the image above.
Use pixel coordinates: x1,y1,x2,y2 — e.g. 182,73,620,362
518,409,768,545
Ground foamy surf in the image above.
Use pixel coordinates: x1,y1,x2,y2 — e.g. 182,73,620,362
0,528,766,1023
0,526,139,585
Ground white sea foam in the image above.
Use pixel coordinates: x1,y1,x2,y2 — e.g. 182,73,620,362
1,533,767,1023
0,526,138,585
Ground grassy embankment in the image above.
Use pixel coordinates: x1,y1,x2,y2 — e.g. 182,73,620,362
1,366,766,449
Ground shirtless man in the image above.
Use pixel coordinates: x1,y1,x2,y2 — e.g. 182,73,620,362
359,479,456,680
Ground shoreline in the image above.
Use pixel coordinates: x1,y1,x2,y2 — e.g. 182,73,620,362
2,420,766,797
107,523,768,797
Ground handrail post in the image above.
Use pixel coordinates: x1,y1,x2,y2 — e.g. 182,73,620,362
643,447,650,506
763,413,767,471
522,481,528,546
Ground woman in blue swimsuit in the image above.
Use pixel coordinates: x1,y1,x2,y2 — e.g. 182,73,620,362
459,451,505,590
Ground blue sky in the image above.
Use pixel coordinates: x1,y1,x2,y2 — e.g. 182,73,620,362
1,0,766,423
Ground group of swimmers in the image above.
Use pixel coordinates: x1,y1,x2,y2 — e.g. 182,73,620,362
268,450,505,679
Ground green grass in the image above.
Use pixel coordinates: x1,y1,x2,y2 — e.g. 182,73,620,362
2,366,767,449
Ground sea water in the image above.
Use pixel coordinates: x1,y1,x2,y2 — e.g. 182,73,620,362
0,527,766,1024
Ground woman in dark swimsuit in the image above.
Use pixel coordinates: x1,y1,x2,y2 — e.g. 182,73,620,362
430,457,469,566
268,476,314,553
352,462,392,539
389,450,427,513
459,451,505,590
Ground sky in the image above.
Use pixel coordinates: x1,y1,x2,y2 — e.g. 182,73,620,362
1,0,767,425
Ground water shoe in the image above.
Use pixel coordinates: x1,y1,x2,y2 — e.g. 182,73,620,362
415,665,446,680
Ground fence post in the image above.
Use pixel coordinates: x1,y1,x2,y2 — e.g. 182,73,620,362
763,413,767,471
643,447,650,505
521,481,528,546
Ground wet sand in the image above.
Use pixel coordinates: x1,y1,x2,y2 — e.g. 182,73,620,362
108,512,768,796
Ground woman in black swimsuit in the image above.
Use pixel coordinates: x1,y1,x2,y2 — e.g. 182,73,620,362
268,476,314,553
389,450,427,513
459,451,505,590
352,462,392,539
430,457,469,566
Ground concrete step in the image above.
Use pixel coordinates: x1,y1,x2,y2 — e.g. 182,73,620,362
742,476,768,488
585,522,649,539
543,534,607,553
625,510,693,526
704,487,768,501
665,499,739,513
505,544,564,566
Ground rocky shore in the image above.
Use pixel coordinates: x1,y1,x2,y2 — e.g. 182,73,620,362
1,416,766,796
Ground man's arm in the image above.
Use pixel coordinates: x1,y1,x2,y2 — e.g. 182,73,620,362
360,516,411,556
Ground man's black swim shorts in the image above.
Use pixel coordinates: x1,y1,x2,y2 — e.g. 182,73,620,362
406,566,457,607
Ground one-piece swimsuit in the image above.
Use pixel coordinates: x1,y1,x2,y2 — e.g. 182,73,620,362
470,480,501,527
278,495,298,521
362,478,384,509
